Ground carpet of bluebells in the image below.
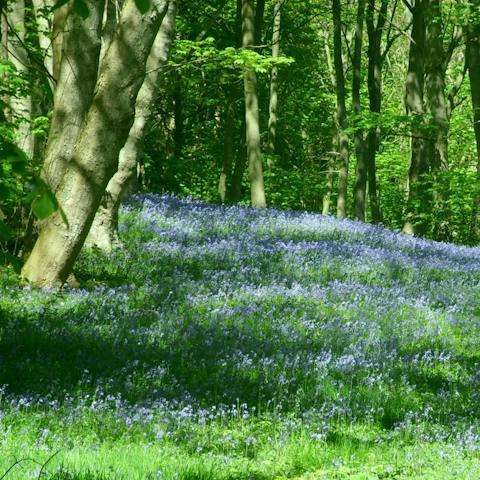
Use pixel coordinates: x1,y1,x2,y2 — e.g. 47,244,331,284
2,193,480,478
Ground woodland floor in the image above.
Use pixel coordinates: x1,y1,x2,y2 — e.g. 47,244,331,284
1,194,480,479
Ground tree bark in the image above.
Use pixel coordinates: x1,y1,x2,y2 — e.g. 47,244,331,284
468,0,480,241
230,116,247,202
22,0,169,287
7,1,34,158
424,0,450,238
332,0,349,219
218,101,235,202
365,0,388,224
322,32,336,216
254,0,266,46
403,0,428,236
267,0,281,166
31,0,54,87
352,0,368,222
42,0,105,193
242,0,266,208
86,0,176,252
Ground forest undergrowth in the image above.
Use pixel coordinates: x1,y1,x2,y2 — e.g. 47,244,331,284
1,194,480,479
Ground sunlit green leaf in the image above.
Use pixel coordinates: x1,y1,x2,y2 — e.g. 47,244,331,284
32,191,58,220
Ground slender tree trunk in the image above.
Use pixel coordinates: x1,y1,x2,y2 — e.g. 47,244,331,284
242,0,266,208
22,0,169,287
254,0,266,46
267,0,281,168
31,0,54,86
403,0,428,236
42,0,105,193
352,0,368,221
468,0,480,241
323,32,336,215
218,101,235,202
365,0,388,224
86,0,177,251
424,0,450,238
332,0,349,219
230,116,247,202
7,1,34,158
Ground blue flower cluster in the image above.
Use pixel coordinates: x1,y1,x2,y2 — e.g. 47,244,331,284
1,193,480,452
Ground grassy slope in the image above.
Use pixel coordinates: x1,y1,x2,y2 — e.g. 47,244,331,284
1,194,480,479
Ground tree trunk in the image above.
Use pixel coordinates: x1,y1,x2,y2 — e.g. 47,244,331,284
86,0,177,252
254,0,266,46
31,0,54,87
7,1,34,158
218,101,235,203
22,0,169,287
365,0,388,224
230,116,247,202
352,0,368,222
51,3,68,82
267,0,281,167
322,32,336,216
242,0,266,208
468,0,480,241
42,0,105,193
99,0,118,67
424,0,450,238
403,0,428,236
332,0,349,219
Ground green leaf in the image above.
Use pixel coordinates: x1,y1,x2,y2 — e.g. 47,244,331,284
32,191,58,220
52,0,70,10
135,0,151,14
0,220,11,241
73,0,89,19
0,184,10,199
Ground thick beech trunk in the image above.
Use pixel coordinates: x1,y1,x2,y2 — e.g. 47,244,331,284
352,0,367,221
242,0,266,208
468,0,480,241
42,0,105,193
403,0,428,236
22,0,169,287
86,0,177,251
332,0,349,219
267,0,281,165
